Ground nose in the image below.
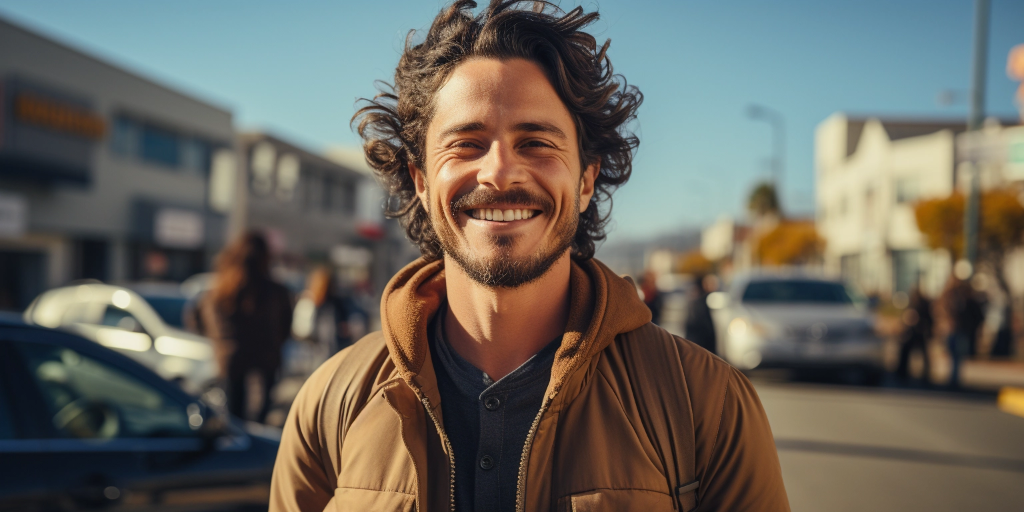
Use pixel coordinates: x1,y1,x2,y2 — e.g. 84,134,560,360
476,140,526,190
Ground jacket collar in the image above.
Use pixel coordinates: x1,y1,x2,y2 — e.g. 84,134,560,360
379,256,652,400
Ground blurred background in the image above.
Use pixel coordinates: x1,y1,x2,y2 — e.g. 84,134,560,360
0,1,1022,511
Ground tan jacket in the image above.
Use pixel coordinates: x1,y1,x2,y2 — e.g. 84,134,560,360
270,258,789,511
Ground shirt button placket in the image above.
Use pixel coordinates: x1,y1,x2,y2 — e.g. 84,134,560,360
484,396,501,411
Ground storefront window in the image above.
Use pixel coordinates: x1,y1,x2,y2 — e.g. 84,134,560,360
141,124,181,168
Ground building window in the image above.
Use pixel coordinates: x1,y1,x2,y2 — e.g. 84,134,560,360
182,137,211,175
110,116,140,156
892,250,922,293
895,177,920,204
140,124,181,168
343,182,357,215
840,254,861,289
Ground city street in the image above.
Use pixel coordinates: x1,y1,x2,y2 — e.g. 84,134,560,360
757,381,1024,511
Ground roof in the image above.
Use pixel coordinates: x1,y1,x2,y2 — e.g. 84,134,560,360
843,117,966,157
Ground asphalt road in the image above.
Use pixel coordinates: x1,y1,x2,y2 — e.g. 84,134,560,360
756,381,1024,512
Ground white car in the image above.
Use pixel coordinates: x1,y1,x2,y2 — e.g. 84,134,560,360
709,273,883,378
23,283,217,394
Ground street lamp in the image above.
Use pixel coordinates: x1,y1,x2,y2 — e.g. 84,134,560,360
746,104,785,191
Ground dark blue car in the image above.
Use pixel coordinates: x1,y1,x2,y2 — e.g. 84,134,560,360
0,317,280,511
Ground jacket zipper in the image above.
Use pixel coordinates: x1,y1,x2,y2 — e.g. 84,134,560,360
515,393,556,512
420,395,456,512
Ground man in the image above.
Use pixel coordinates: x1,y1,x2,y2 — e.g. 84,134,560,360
271,2,789,511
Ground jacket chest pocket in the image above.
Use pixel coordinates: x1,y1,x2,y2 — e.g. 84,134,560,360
333,487,415,512
556,489,675,512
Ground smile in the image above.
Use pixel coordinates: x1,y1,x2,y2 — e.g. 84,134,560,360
466,208,538,222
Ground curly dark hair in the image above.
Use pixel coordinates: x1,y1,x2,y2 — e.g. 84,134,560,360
353,0,643,261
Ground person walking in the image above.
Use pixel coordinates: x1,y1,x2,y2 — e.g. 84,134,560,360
895,286,933,385
941,276,984,389
684,274,718,354
199,231,292,423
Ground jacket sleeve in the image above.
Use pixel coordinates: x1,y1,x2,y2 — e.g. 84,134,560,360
269,356,339,512
697,368,790,511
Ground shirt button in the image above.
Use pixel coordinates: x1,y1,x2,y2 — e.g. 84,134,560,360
479,455,495,470
484,396,501,411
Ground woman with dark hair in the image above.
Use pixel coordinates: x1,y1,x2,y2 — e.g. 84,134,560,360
199,231,292,423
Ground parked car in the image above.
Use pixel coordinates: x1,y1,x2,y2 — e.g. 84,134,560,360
709,272,884,379
0,319,279,511
23,283,217,395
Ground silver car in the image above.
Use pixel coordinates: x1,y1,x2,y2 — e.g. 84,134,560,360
23,283,217,394
709,273,883,375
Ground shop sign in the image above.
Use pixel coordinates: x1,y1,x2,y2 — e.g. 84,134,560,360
1,78,100,184
154,208,204,249
14,92,105,140
1007,126,1024,181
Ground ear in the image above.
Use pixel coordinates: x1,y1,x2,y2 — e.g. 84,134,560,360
578,159,600,212
409,162,429,207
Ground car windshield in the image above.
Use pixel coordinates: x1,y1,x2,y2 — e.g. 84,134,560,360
143,296,186,327
742,280,854,304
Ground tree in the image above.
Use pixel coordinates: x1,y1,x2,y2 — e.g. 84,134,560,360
755,220,825,266
914,187,1024,291
747,182,780,218
913,194,965,260
677,250,714,275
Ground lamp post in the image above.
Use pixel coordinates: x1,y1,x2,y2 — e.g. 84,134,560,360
963,0,989,275
747,104,785,192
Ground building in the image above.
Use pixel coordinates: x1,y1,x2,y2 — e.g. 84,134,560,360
234,134,416,300
0,16,235,311
815,113,970,297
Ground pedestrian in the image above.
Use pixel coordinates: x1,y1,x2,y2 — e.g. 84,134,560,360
199,231,292,423
300,266,366,356
270,3,789,511
638,270,663,325
895,286,933,385
685,274,718,354
941,275,984,389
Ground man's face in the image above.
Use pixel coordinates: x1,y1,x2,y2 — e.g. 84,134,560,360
411,58,598,288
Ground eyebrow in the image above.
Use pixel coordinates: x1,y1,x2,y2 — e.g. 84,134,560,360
436,121,568,141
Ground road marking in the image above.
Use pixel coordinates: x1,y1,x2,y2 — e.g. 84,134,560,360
997,386,1024,419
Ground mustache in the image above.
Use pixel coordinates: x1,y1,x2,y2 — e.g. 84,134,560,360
450,188,554,215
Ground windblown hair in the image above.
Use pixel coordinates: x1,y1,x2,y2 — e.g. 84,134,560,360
209,230,271,315
353,0,643,260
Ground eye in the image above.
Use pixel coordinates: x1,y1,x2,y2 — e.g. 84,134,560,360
521,139,554,149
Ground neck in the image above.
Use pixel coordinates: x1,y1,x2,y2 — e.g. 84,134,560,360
443,251,572,380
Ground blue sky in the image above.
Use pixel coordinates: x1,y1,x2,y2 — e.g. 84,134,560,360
1,0,1021,245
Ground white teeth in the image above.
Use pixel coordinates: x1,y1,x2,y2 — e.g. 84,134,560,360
471,208,537,221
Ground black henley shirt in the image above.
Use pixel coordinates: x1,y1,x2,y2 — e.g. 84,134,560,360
428,303,560,512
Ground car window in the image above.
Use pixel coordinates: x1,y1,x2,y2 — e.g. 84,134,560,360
742,280,854,304
101,306,144,333
143,296,186,328
14,341,194,440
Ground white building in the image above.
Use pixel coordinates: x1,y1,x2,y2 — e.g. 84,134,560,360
0,16,235,311
815,113,969,297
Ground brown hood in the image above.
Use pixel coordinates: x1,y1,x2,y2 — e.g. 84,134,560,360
379,256,651,397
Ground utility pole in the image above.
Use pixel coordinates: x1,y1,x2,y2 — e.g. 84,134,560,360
963,0,989,273
747,104,785,193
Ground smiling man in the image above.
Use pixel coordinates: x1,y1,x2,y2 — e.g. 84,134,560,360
270,2,789,511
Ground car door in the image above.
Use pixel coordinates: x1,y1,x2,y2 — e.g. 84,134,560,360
0,327,273,512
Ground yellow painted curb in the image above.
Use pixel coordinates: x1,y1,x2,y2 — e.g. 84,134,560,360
997,387,1024,419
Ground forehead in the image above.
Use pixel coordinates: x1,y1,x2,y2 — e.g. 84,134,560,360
429,58,575,137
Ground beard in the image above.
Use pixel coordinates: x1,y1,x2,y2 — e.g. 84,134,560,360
432,187,577,288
